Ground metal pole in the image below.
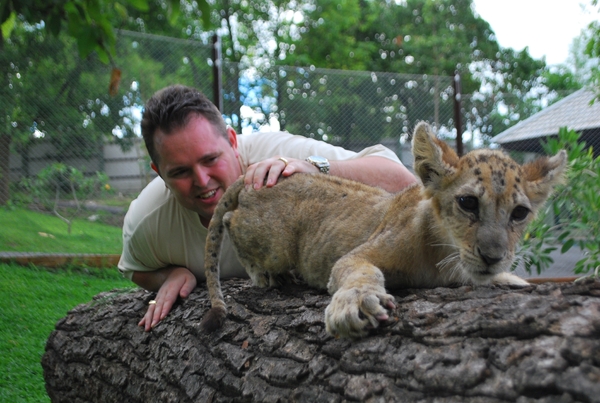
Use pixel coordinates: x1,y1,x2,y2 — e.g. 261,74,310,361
453,71,464,156
212,34,223,112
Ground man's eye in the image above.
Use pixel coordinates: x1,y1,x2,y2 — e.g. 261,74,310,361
204,156,218,166
457,196,479,213
170,169,188,178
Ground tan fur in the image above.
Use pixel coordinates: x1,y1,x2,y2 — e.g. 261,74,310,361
201,122,567,338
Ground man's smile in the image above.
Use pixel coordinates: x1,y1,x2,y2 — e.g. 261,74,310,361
198,189,218,199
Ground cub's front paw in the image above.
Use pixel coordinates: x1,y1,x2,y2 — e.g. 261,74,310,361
324,285,396,338
491,272,529,286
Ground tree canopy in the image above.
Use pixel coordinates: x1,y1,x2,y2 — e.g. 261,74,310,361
0,0,210,64
1,0,598,206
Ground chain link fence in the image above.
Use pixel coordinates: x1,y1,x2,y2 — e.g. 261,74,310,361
2,30,599,274
222,64,457,167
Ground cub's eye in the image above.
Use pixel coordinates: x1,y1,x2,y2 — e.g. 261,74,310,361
511,206,530,221
457,196,479,213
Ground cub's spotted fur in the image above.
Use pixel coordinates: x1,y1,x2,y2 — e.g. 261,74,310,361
201,122,566,338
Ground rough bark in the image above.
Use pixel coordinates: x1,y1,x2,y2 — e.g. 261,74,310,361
43,279,600,403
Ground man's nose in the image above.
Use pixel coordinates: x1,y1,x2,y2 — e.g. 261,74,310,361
192,165,210,187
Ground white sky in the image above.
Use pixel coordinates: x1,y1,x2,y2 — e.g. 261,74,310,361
472,0,599,65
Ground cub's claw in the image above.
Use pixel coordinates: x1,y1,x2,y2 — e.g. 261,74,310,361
325,286,395,338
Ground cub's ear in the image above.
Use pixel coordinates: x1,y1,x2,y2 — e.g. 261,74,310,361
523,150,567,209
412,121,459,189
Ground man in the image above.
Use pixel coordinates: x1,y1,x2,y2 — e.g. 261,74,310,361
118,84,416,331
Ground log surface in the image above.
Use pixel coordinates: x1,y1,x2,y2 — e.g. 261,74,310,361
42,279,600,402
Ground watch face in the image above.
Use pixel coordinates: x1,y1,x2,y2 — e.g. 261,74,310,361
307,156,330,174
309,156,328,165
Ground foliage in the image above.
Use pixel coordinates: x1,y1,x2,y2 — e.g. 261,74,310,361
17,164,112,234
271,66,454,147
1,11,215,204
0,263,131,402
542,65,583,94
0,0,208,65
467,47,554,142
585,0,600,99
233,0,558,143
518,127,600,277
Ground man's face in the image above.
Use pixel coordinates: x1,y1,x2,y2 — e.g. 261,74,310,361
151,114,242,226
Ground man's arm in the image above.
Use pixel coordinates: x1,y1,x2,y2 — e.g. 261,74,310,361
246,155,416,193
328,156,416,193
239,132,417,193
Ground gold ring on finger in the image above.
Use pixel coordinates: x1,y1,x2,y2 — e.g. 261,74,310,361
278,157,289,167
148,300,157,305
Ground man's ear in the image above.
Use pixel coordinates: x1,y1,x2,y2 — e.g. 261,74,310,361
411,122,458,189
227,126,239,153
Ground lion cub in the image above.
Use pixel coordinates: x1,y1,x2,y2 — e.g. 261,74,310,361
201,122,566,338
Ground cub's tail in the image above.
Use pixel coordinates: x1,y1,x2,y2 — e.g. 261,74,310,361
200,177,245,333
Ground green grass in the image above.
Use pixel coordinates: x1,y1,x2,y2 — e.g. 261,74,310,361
0,207,122,253
0,206,130,401
0,263,133,402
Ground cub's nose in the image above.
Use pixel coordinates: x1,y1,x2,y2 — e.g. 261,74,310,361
478,248,503,266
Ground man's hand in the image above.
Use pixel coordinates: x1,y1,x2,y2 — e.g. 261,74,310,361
133,266,197,331
244,156,317,190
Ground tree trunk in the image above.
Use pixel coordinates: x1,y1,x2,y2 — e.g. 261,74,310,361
42,279,600,403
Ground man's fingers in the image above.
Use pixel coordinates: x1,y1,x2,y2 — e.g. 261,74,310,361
243,165,258,189
138,267,197,332
280,163,295,177
150,302,162,328
252,164,270,189
180,276,197,299
244,157,291,190
143,303,156,331
265,165,284,187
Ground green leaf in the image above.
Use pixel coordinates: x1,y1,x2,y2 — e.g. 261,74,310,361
87,0,102,20
168,0,181,25
198,0,212,28
561,239,575,254
114,2,129,19
47,10,63,36
125,0,149,12
1,10,16,39
557,231,571,242
542,247,557,254
76,31,97,59
96,46,110,64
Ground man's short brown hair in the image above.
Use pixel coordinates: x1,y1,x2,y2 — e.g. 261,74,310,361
141,85,228,167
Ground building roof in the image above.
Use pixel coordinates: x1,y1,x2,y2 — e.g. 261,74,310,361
492,88,600,145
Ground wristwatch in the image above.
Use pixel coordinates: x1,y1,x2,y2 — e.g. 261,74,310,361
305,155,330,174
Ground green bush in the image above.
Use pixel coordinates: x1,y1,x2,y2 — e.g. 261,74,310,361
518,127,600,277
16,164,113,234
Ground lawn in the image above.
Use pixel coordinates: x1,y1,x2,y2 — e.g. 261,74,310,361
0,207,133,402
0,207,123,253
0,263,133,402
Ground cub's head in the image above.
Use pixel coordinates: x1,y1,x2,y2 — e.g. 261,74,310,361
411,122,567,284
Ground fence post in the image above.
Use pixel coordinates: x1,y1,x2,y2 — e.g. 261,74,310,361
453,71,464,156
212,34,223,112
0,134,10,205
